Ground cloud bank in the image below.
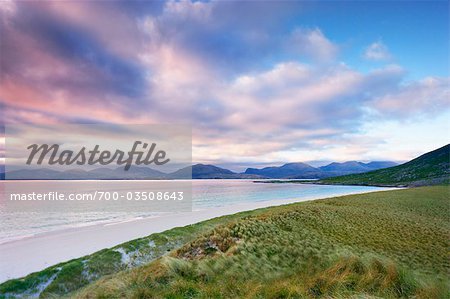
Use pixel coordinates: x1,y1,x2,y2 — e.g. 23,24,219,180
1,1,448,165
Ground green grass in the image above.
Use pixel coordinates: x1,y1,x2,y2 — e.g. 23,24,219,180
64,186,449,299
0,207,267,298
1,186,448,298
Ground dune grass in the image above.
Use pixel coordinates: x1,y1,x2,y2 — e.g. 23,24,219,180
0,207,268,298
62,185,450,299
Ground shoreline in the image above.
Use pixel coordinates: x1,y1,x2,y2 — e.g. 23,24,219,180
0,187,395,283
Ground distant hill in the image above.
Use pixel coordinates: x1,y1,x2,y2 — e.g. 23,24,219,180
319,161,398,176
89,167,167,179
245,162,325,179
245,160,397,179
170,164,262,179
1,160,398,180
6,168,63,180
320,144,450,186
5,167,168,180
4,164,259,180
320,161,369,173
364,161,398,169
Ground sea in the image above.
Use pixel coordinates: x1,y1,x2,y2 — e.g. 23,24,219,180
0,179,391,244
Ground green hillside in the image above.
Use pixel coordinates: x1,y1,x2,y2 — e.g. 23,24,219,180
2,186,448,298
320,144,449,186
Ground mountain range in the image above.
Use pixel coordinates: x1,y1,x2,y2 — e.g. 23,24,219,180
1,160,398,180
245,161,398,179
320,144,449,187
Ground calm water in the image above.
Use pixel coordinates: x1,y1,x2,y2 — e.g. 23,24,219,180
0,180,390,244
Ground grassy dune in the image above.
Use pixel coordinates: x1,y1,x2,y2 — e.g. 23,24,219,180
0,211,264,298
1,186,448,298
67,186,449,298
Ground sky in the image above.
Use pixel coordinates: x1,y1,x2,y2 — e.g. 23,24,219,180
0,0,449,171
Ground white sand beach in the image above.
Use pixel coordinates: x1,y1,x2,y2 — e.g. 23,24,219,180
0,188,394,283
